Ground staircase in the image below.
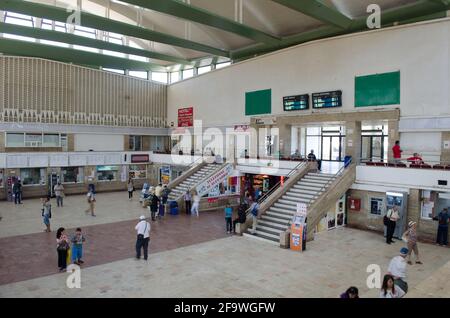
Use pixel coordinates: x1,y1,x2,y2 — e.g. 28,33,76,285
244,171,336,243
167,163,222,201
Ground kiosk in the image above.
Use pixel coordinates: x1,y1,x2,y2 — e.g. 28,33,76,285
290,203,308,251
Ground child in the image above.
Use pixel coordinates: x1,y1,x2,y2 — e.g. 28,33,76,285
71,228,86,265
225,204,233,234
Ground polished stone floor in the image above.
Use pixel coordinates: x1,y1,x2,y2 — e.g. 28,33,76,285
0,194,449,298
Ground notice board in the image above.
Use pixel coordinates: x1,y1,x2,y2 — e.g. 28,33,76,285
178,107,193,127
355,71,400,107
245,89,271,116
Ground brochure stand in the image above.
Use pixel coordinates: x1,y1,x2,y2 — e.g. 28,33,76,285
290,203,308,252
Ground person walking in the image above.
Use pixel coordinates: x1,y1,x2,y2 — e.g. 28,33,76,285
148,189,159,221
127,178,134,201
13,179,22,204
42,196,52,232
56,227,70,272
233,204,247,234
379,274,405,298
155,183,163,199
403,221,422,265
135,215,150,261
71,228,86,265
249,199,260,234
54,182,65,207
184,190,192,215
307,149,321,170
385,205,400,244
433,208,449,246
191,191,200,217
85,187,96,217
387,247,409,293
224,204,233,234
392,140,403,164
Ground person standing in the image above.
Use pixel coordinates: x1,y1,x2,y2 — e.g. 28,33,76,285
433,208,449,246
85,187,96,217
307,149,321,171
135,215,150,261
183,190,192,215
148,190,159,221
127,178,134,201
387,247,409,293
161,185,170,205
385,205,400,244
42,196,52,232
403,221,422,265
71,228,86,265
392,140,403,164
233,204,247,234
249,199,260,234
379,274,405,298
191,191,200,217
224,204,233,234
54,182,65,207
13,179,22,204
56,227,70,272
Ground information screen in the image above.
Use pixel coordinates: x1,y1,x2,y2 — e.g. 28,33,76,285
312,90,342,109
283,94,309,111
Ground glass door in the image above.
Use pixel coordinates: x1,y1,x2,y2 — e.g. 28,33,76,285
321,136,344,161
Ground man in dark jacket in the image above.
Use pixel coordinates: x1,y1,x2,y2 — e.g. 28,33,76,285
233,204,247,234
434,208,450,246
13,179,22,204
148,192,160,221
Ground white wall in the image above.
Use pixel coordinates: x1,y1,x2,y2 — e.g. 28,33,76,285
74,134,124,151
356,166,450,192
168,19,450,128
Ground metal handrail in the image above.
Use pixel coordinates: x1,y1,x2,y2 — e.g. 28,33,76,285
285,160,352,227
243,160,308,218
361,158,450,167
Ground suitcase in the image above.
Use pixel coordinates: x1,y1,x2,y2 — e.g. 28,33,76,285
159,203,165,217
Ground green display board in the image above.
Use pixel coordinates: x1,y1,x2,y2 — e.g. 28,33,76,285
355,71,400,107
245,89,271,116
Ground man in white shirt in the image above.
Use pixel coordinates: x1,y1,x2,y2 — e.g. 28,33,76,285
387,247,409,293
135,215,151,261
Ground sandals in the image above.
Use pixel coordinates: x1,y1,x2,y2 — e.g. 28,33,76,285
415,261,423,264
407,261,413,265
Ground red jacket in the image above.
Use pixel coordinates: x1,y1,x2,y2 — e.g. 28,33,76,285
392,145,402,159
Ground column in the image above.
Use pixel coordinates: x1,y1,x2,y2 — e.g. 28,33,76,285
278,123,291,158
441,132,450,164
345,121,361,163
387,120,400,162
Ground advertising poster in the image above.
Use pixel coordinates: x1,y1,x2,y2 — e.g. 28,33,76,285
161,166,171,184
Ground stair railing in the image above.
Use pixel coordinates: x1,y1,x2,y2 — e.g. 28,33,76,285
244,160,308,218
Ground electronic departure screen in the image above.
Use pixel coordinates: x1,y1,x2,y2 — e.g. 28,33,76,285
312,90,342,108
283,94,309,111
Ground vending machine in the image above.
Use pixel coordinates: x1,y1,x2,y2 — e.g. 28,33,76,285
384,191,408,239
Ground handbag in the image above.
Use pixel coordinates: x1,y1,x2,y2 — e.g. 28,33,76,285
57,240,69,251
383,215,389,226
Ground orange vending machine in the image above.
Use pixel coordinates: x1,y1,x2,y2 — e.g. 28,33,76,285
290,203,307,251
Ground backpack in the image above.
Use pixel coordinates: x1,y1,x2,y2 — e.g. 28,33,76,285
383,215,388,226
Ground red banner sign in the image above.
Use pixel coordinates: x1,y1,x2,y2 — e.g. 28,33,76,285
131,154,149,163
178,107,193,127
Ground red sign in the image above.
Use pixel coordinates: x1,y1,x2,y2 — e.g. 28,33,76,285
131,154,149,163
178,107,193,127
348,198,361,211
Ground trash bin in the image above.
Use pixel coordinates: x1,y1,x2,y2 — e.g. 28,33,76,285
344,156,352,168
169,200,179,215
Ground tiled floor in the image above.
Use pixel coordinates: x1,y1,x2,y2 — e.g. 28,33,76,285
1,227,449,298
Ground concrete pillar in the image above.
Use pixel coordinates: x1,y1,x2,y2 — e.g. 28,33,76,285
441,132,450,164
278,124,291,158
345,121,361,163
407,189,421,226
387,120,400,162
249,124,258,158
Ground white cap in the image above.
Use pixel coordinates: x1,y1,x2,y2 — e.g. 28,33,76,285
139,215,146,221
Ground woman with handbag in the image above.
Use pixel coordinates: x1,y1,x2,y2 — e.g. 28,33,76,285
402,221,422,265
56,227,70,272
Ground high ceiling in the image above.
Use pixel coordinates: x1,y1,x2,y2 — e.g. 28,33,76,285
0,0,449,72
